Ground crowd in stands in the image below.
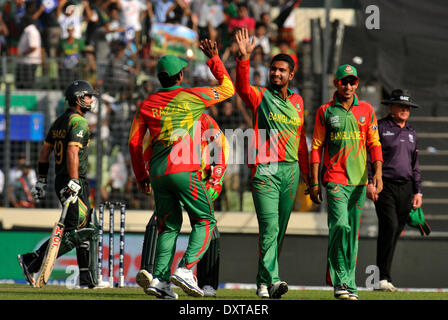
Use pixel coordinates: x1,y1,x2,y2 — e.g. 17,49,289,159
1,0,306,211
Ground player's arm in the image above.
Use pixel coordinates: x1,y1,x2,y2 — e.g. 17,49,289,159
196,39,235,106
367,108,383,194
129,108,151,194
31,139,54,200
309,107,326,204
234,28,262,111
297,127,310,190
411,135,422,209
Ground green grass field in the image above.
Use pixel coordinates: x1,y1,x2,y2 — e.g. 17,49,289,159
0,284,447,300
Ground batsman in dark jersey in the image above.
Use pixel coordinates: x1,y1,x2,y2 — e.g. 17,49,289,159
17,80,104,288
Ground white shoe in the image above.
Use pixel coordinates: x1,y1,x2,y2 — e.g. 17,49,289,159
348,292,359,300
146,278,178,299
256,285,269,299
170,267,204,297
334,284,350,300
269,281,288,299
136,270,153,291
376,280,398,292
202,285,217,297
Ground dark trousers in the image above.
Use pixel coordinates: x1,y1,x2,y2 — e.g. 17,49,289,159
374,179,413,282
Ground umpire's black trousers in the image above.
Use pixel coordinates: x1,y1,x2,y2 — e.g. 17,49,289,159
374,178,413,282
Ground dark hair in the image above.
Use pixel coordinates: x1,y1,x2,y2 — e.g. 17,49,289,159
270,53,295,72
158,71,182,88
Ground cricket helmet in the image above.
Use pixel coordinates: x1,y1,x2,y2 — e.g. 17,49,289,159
65,80,98,112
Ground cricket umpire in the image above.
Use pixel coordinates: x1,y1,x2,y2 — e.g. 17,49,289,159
367,89,422,292
18,80,103,288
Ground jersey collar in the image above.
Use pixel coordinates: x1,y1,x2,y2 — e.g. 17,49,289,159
333,92,359,109
157,85,183,92
268,86,294,100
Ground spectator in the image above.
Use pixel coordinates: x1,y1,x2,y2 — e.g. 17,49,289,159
15,15,42,89
81,45,97,84
56,0,86,40
1,0,27,56
0,12,9,55
272,40,298,72
248,0,271,22
105,6,126,44
33,0,61,58
84,0,111,61
116,0,149,48
152,0,174,23
107,151,128,202
58,23,85,87
228,3,256,36
9,163,36,208
191,0,225,40
250,45,268,87
253,22,270,58
259,11,278,43
106,40,136,94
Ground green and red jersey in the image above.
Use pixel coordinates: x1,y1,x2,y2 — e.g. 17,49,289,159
129,55,234,181
310,93,383,186
44,108,90,178
235,58,309,175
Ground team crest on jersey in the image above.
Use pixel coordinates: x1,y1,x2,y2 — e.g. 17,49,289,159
360,116,366,124
330,115,340,128
295,103,301,111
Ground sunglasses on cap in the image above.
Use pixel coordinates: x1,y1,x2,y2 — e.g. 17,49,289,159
338,77,359,86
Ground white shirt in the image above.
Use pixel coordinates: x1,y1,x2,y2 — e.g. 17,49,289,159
119,0,147,32
17,24,42,64
58,5,84,39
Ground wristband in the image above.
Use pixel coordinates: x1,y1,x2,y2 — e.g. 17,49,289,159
310,183,319,187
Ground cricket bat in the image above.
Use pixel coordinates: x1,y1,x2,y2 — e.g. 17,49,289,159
35,200,71,288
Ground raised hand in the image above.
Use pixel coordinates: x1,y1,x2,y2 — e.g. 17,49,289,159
234,27,255,61
199,39,218,59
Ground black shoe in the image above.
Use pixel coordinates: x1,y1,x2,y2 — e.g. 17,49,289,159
269,281,288,299
17,254,36,287
334,283,350,300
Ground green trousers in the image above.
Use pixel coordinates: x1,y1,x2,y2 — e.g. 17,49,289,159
326,182,366,294
151,171,216,281
251,161,300,286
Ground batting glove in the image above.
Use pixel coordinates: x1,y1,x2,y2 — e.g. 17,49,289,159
31,176,47,200
60,178,81,204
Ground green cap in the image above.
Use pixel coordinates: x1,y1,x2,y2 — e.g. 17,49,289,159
335,64,358,80
157,55,188,77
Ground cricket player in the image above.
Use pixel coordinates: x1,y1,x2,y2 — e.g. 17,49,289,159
234,28,310,299
128,39,234,298
309,64,383,300
136,113,229,298
18,80,104,289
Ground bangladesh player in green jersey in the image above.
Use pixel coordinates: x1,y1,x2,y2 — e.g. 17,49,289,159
129,39,235,298
18,80,105,289
235,28,311,299
310,64,383,300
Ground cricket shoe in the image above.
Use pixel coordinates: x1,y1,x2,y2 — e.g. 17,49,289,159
136,269,153,292
347,291,359,300
146,278,178,299
375,280,398,292
334,283,350,300
257,285,269,299
170,267,204,297
202,285,217,297
269,281,288,299
17,254,36,287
